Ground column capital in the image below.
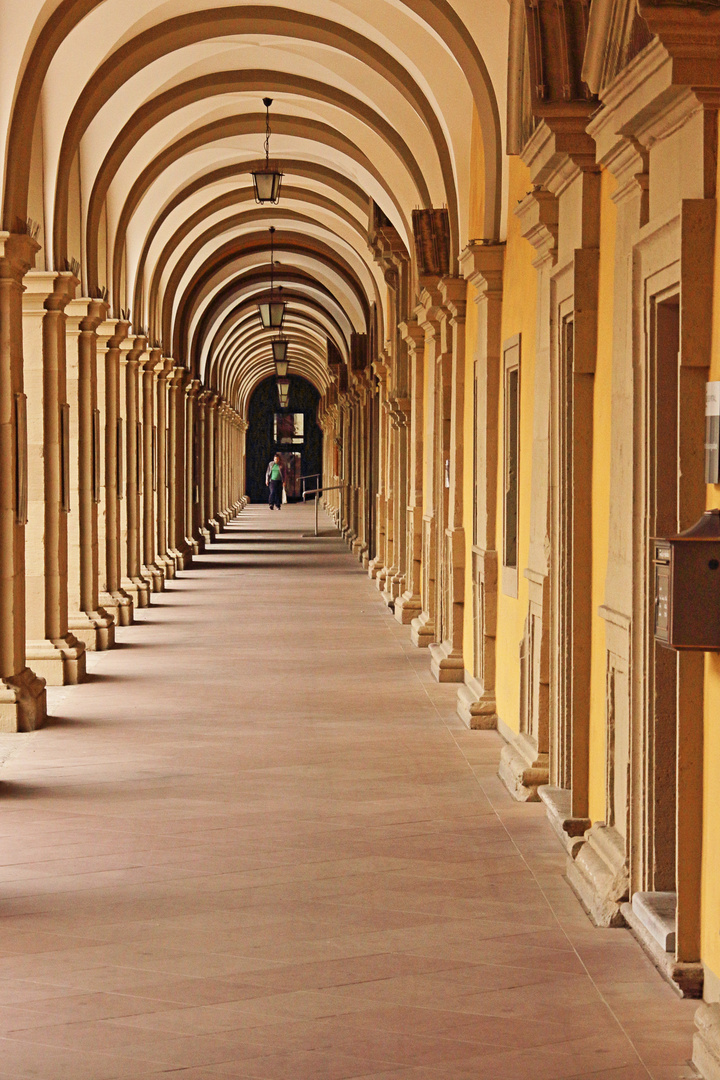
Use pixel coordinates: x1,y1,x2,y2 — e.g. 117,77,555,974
0,231,39,280
141,348,163,374
439,276,466,321
459,241,505,299
21,269,78,314
96,319,131,352
65,297,109,334
186,379,202,401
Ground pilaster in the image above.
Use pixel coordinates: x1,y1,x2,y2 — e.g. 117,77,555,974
455,242,505,727
65,296,114,650
96,319,134,625
140,350,165,592
22,269,86,685
118,336,150,608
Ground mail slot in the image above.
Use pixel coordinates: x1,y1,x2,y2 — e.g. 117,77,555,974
653,509,720,650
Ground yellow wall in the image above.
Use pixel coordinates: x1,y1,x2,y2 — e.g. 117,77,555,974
463,282,478,670
493,157,538,733
701,118,720,991
587,168,617,822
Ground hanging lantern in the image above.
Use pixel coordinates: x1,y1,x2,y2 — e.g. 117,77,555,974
251,98,283,204
272,336,289,377
276,377,290,409
257,227,286,328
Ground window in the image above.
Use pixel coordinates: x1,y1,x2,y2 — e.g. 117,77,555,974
274,412,304,444
503,335,520,598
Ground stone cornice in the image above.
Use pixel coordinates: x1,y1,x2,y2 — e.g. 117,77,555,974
459,241,505,299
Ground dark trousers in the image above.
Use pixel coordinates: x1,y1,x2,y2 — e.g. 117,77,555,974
268,479,283,508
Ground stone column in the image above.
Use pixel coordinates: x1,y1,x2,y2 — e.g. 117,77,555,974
167,366,190,569
395,323,424,624
410,287,443,648
455,242,505,727
96,319,133,626
23,270,86,685
369,359,388,581
118,336,150,608
185,380,204,555
65,298,114,650
0,233,46,731
429,278,467,682
195,390,212,545
140,350,164,592
155,357,175,579
205,393,221,535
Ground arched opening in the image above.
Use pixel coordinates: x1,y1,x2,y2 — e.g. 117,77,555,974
246,374,322,504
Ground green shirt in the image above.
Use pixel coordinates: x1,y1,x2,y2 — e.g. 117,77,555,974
270,463,282,481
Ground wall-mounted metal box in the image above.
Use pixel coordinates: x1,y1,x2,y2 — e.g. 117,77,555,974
653,509,720,651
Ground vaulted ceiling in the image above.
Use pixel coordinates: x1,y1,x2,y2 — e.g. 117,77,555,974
1,0,509,412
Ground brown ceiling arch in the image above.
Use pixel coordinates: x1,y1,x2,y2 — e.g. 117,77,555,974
4,0,502,242
132,158,372,326
165,229,373,358
106,113,410,302
170,233,372,365
202,286,353,386
88,68,432,257
140,189,370,337
50,7,461,271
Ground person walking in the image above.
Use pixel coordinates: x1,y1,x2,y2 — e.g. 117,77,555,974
265,453,286,510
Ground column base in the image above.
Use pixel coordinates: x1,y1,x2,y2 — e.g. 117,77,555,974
0,667,47,732
429,639,464,682
456,675,498,729
367,556,384,580
410,610,435,648
99,590,134,626
395,590,421,625
497,720,548,801
25,636,86,686
695,1004,720,1079
142,563,165,593
199,526,213,545
537,785,589,858
208,517,221,535
621,895,702,998
68,609,115,651
168,546,191,571
186,534,205,556
121,576,150,609
566,822,628,927
157,553,176,580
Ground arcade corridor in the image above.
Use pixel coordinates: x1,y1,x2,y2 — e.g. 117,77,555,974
0,505,697,1079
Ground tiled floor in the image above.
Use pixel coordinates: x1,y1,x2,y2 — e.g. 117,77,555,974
0,503,699,1079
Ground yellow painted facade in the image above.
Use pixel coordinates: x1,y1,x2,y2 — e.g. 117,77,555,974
493,157,538,735
587,168,616,823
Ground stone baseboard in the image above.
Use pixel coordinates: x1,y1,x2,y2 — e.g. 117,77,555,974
621,899,702,998
456,677,498,729
566,822,628,927
410,612,435,649
429,640,464,683
695,1004,720,1079
25,637,86,686
394,591,421,625
538,785,590,857
496,719,548,801
0,667,46,732
69,609,115,651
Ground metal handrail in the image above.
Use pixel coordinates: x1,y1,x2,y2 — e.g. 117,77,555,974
302,483,346,536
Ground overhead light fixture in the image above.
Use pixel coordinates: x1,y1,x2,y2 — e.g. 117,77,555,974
251,97,283,204
276,377,290,409
258,227,286,329
272,336,289,377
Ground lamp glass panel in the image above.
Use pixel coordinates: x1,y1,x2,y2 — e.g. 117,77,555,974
252,170,283,204
271,338,288,363
270,301,285,328
274,359,289,378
